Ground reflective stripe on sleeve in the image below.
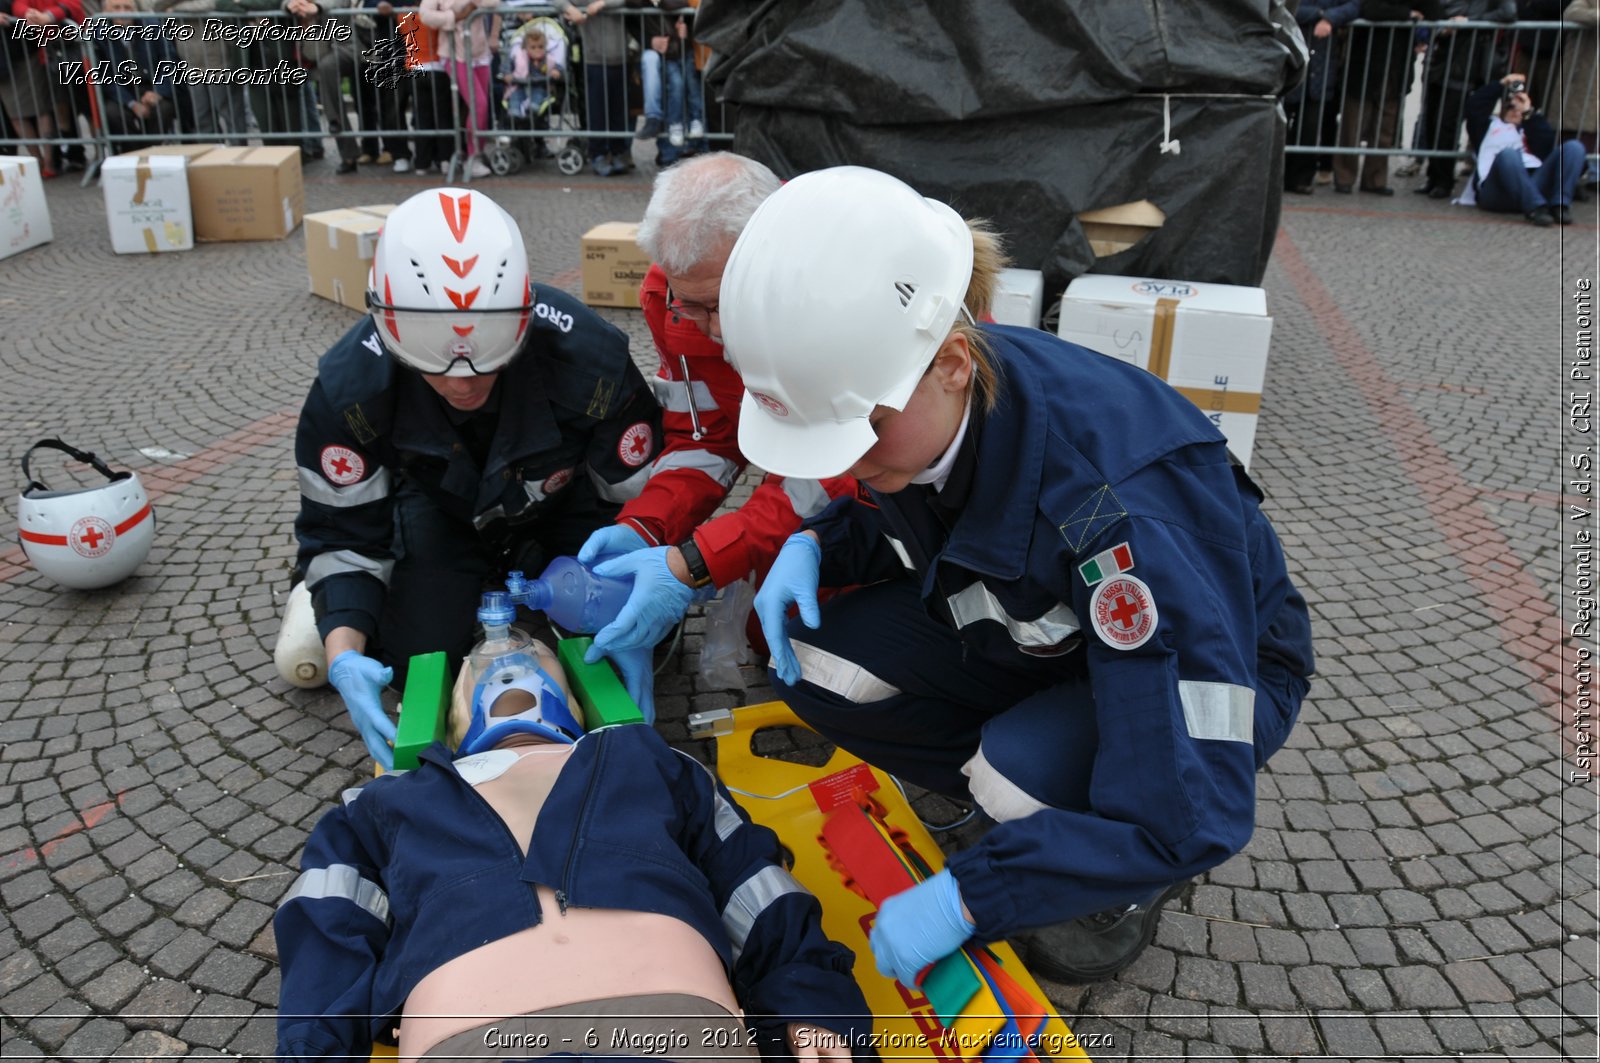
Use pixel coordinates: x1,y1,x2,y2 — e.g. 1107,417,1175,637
671,749,744,841
305,549,395,588
789,640,901,703
298,466,392,509
722,865,809,964
946,582,1080,650
883,535,915,571
650,449,740,489
281,864,391,924
590,461,654,503
781,478,833,519
960,745,1051,824
1178,680,1255,744
650,376,721,413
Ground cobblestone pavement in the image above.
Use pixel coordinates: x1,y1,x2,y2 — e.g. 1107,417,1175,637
0,152,1595,1061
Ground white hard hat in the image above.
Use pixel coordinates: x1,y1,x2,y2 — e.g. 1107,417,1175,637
718,166,974,479
367,187,534,377
16,439,154,590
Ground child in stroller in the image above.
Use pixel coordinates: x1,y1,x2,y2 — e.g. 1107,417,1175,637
487,16,584,175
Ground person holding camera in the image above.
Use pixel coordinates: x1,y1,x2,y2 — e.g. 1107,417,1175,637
1459,72,1588,224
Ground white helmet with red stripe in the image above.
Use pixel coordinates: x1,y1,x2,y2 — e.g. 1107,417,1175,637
16,439,155,590
367,187,535,377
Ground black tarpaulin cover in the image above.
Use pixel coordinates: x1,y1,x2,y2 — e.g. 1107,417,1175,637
695,0,1303,291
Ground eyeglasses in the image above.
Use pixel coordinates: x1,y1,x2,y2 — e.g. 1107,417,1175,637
667,284,718,325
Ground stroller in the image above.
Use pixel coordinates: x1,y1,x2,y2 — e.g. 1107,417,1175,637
484,15,585,176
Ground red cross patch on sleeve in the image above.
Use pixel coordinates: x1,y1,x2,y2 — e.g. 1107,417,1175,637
320,445,367,486
1089,574,1159,650
618,423,654,468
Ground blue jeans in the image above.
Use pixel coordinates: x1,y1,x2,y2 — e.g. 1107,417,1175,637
655,53,706,164
1478,140,1588,214
640,49,664,121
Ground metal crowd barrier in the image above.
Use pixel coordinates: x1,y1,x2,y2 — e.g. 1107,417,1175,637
0,4,728,185
1284,18,1597,173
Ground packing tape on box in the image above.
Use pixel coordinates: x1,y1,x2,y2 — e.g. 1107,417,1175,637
134,162,151,205
142,228,157,254
1147,296,1262,415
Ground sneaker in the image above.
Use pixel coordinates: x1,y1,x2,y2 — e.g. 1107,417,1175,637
591,154,614,177
336,159,359,175
687,118,704,140
1314,170,1334,185
468,156,491,179
1016,880,1190,985
1394,159,1421,177
357,152,375,165
393,157,413,174
609,153,633,175
1526,207,1555,227
668,123,685,148
376,151,394,166
636,115,662,140
412,162,434,175
1556,204,1574,225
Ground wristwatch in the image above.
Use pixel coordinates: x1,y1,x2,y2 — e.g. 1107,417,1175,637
676,537,714,589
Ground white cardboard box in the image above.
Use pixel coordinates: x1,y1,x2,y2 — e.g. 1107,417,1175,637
1057,274,1273,468
102,154,193,254
0,156,52,261
992,268,1045,329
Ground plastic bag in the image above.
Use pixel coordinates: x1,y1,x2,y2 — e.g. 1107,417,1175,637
699,577,756,691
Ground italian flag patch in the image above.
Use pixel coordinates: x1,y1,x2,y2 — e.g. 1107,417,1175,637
1078,542,1134,586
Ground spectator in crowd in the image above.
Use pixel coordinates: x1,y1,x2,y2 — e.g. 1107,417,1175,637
99,0,178,149
358,0,413,171
0,0,84,176
1284,1,1360,194
1459,70,1587,222
576,152,859,706
287,187,661,767
1414,1,1515,198
275,637,869,1063
558,0,632,176
152,0,250,144
502,22,562,134
1554,0,1597,164
294,0,372,173
636,0,705,166
1335,1,1442,194
224,0,314,154
420,0,497,178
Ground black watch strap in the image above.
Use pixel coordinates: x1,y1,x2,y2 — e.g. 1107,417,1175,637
676,537,714,588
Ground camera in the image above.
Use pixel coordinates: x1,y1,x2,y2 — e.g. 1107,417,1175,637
1503,78,1527,105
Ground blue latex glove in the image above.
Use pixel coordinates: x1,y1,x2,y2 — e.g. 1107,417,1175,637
870,870,975,987
577,523,648,567
328,650,396,770
587,545,696,657
604,643,657,724
753,533,822,686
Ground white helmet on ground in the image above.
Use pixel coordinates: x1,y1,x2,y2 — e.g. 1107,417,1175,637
718,166,974,479
367,187,535,377
16,439,154,590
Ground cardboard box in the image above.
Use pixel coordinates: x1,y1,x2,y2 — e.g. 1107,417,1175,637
305,204,396,312
1077,199,1166,260
992,268,1045,329
101,154,193,254
116,143,218,164
0,156,52,261
580,221,650,308
1057,274,1273,467
188,146,305,242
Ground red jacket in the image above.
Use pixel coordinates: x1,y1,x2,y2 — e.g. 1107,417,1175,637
616,264,857,588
